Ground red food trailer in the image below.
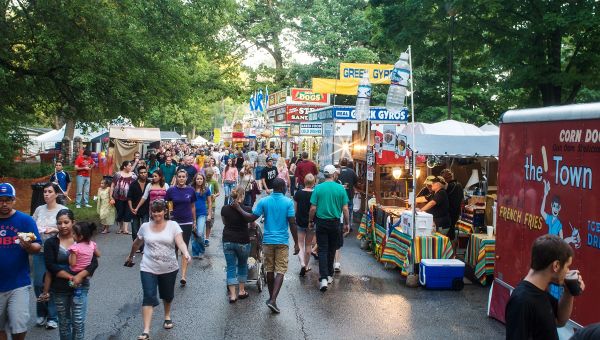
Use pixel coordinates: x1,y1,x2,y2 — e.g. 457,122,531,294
489,103,600,336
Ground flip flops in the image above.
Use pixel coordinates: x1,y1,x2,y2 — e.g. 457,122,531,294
163,320,173,329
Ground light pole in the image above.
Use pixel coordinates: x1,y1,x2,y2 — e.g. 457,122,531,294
446,3,457,120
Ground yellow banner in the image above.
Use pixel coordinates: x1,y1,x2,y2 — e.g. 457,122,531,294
312,78,359,96
339,63,393,84
213,128,221,143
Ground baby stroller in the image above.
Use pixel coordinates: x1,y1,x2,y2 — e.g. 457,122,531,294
246,221,266,292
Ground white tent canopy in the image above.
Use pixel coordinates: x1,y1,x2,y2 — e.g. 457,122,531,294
191,135,209,145
109,126,161,142
35,125,106,143
400,119,499,157
479,122,500,133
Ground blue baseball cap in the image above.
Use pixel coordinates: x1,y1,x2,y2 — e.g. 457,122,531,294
0,183,16,198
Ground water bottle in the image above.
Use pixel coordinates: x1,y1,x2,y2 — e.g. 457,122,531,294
386,52,410,115
355,73,371,121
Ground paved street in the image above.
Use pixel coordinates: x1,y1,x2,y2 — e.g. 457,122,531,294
28,194,505,340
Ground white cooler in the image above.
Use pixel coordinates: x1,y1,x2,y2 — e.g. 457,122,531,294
400,211,434,237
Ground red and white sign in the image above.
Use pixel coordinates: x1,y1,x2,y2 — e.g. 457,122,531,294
286,105,322,122
290,88,330,105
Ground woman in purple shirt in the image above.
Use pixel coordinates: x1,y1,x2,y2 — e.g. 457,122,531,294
165,169,196,287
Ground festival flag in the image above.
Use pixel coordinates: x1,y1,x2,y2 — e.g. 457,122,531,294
249,93,255,111
265,86,269,109
256,89,264,112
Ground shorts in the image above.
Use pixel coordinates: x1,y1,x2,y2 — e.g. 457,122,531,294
263,244,289,274
115,199,132,222
140,270,178,307
0,286,30,334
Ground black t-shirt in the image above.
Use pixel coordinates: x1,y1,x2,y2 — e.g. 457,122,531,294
127,180,149,217
338,167,358,199
221,205,252,244
505,280,559,340
293,189,313,228
427,189,451,228
261,166,278,189
236,156,244,171
445,180,464,221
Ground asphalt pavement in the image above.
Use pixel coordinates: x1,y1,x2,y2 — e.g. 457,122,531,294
27,193,505,340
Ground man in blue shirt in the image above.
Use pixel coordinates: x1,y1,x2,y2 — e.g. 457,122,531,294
49,161,72,204
233,178,299,314
0,183,42,340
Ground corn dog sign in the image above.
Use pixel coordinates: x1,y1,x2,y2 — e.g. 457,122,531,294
493,107,600,327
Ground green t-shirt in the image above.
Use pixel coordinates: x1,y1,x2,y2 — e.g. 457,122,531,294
207,178,220,204
310,181,348,220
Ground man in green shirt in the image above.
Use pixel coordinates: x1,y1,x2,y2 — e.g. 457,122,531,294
308,164,349,292
159,156,177,185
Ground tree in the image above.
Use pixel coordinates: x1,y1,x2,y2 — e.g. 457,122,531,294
1,0,237,145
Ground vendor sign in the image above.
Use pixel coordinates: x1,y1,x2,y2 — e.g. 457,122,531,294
272,124,289,138
299,122,323,136
213,128,221,144
270,106,287,122
286,105,322,122
339,63,394,84
312,78,359,96
290,88,330,105
290,124,300,136
382,125,396,152
308,106,409,123
268,89,287,107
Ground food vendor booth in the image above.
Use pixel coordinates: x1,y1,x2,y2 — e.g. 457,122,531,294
266,88,330,158
356,120,500,285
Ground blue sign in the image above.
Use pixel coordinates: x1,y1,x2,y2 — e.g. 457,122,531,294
308,106,408,123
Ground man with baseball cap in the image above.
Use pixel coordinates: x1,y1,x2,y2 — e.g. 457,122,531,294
0,183,42,340
309,165,349,291
261,157,278,195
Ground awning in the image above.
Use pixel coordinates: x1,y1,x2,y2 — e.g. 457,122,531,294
109,126,161,142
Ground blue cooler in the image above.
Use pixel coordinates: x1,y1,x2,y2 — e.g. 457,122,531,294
419,259,465,290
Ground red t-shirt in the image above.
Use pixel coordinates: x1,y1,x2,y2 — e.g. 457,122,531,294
294,160,318,186
75,155,95,177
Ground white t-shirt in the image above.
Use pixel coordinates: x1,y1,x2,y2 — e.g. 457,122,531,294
137,220,182,274
247,150,258,165
33,204,67,241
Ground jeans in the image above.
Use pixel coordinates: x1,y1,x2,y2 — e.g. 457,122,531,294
140,270,178,307
315,218,340,280
223,242,251,285
290,175,296,197
255,166,264,180
191,215,207,256
243,192,253,207
54,287,89,340
75,176,90,206
223,181,236,205
33,253,58,323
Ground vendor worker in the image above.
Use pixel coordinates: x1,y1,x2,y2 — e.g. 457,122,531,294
419,176,451,235
415,176,436,204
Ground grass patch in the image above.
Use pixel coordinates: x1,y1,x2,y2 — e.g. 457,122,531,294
64,201,100,223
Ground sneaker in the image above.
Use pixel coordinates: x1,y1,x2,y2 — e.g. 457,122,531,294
266,299,280,314
204,239,210,247
319,279,328,292
46,320,58,329
85,204,93,208
334,262,341,273
76,205,81,209
36,317,46,327
327,276,334,284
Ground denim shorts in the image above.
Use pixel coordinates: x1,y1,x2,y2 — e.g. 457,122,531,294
140,270,178,307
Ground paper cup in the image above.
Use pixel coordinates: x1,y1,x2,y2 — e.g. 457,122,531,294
486,226,494,237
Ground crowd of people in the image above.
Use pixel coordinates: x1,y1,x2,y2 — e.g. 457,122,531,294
0,142,590,340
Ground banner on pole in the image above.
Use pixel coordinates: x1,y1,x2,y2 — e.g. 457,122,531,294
339,63,394,84
312,78,359,96
213,128,221,143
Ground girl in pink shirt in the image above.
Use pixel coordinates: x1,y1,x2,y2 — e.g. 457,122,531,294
222,158,239,205
69,222,101,274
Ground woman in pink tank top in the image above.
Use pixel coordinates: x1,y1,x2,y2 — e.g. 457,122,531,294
134,169,170,213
